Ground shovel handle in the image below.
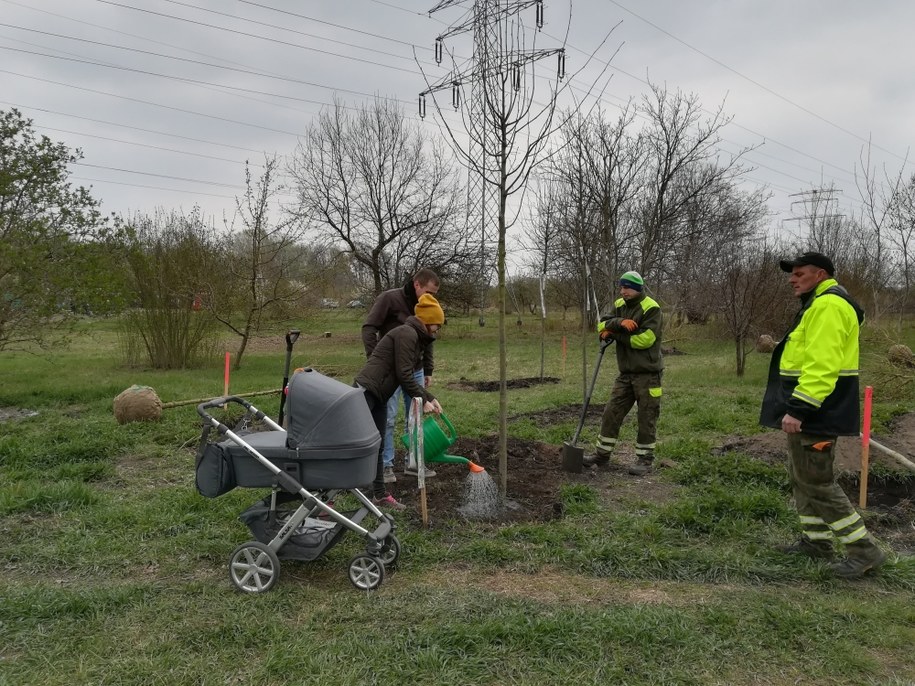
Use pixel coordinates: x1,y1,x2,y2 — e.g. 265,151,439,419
570,343,609,444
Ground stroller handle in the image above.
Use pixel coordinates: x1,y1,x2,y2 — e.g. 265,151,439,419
197,395,254,415
196,396,285,435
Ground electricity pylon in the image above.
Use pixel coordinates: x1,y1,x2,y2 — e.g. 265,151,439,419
420,0,564,325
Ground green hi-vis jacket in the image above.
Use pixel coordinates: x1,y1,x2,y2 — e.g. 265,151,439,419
760,278,864,436
598,293,664,374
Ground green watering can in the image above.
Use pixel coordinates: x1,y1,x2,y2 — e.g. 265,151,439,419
401,413,485,472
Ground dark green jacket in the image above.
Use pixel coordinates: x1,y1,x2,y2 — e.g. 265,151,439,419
361,280,434,376
600,293,664,374
355,316,436,404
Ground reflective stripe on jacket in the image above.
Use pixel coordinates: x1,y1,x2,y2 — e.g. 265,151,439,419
759,279,863,436
603,293,664,374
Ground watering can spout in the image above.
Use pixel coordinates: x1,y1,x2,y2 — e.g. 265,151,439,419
468,461,485,473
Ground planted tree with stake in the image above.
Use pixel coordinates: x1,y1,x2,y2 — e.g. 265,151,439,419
418,0,616,495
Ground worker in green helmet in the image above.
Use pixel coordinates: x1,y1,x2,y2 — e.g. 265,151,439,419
584,271,664,476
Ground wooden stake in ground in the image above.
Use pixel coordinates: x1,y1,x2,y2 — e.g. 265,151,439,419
859,386,873,508
408,397,428,528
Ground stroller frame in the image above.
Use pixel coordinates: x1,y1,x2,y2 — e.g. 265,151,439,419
196,395,399,593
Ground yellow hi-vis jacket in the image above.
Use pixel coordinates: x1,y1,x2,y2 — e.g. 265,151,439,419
759,279,864,436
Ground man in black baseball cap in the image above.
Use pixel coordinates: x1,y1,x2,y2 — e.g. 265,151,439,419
761,249,887,578
779,251,834,276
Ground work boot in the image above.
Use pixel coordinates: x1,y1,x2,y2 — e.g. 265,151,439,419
582,452,611,469
831,545,887,579
775,538,835,560
628,456,653,476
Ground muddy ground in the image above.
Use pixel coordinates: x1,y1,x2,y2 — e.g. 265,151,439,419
384,402,915,553
3,393,913,551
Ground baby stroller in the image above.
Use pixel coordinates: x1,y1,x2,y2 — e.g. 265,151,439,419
195,368,400,593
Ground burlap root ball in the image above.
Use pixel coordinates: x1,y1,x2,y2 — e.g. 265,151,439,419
756,335,776,353
887,344,915,368
113,385,162,424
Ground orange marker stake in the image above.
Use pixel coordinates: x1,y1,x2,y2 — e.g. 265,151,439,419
859,386,873,508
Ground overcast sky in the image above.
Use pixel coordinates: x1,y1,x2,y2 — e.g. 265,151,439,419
4,0,914,262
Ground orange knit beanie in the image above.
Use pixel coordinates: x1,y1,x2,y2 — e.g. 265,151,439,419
414,293,445,325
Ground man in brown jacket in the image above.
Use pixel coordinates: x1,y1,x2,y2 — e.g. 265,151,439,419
362,269,440,483
356,294,445,509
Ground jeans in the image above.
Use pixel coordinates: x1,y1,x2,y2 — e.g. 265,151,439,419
383,368,425,468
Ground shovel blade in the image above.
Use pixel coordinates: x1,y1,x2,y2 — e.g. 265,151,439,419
561,441,584,473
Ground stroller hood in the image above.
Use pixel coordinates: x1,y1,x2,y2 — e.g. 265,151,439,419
285,368,379,451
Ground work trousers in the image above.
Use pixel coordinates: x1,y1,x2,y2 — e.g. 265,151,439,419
787,432,879,557
597,372,662,458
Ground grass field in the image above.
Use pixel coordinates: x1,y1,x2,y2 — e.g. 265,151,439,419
2,310,914,686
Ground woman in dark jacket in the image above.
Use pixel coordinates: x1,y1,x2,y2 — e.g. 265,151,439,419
355,294,445,509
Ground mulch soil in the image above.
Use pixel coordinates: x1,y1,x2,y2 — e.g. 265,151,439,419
383,398,915,552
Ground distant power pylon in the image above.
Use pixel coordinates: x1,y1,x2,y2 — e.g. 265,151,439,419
420,0,564,325
787,187,845,226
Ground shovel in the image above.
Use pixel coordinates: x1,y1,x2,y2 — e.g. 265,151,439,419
277,329,300,426
561,338,612,472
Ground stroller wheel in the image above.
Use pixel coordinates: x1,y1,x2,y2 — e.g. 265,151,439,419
229,541,280,593
347,554,385,591
378,534,401,568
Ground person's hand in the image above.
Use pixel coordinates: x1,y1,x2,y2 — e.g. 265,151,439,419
424,376,432,388
424,399,443,415
599,329,615,342
781,414,802,434
620,319,638,332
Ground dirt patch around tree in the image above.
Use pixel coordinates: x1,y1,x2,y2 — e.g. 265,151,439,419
446,377,560,392
385,408,915,552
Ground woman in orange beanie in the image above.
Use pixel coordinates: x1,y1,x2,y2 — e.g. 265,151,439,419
355,294,445,509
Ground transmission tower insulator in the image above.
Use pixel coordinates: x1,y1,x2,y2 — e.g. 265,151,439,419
557,51,566,80
452,82,461,109
536,0,544,29
419,94,427,119
435,37,443,64
512,63,521,91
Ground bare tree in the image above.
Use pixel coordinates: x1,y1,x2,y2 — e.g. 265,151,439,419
288,96,471,295
636,82,756,284
705,189,784,376
889,172,915,321
206,156,310,370
855,142,909,320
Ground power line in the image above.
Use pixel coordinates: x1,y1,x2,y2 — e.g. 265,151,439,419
2,0,907,222
0,68,303,136
605,0,913,169
72,161,242,188
95,0,420,76
72,175,238,199
0,100,268,154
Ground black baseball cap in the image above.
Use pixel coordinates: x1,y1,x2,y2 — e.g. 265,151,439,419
779,251,834,276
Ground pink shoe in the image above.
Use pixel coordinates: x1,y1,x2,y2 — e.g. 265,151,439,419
372,494,406,511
